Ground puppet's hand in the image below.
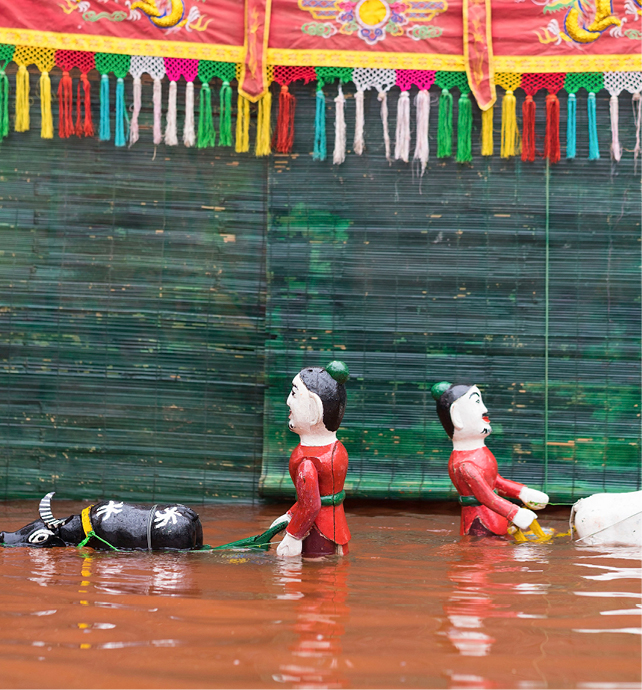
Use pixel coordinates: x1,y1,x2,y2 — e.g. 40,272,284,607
270,513,292,530
512,507,538,531
519,487,549,510
276,532,302,557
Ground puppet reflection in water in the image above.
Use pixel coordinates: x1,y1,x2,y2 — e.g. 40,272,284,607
273,558,350,688
431,382,549,537
272,362,351,558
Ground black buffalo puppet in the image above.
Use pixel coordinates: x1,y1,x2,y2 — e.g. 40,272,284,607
0,492,203,551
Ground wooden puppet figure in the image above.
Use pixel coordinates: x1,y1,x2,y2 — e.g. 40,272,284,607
273,361,351,558
431,382,549,537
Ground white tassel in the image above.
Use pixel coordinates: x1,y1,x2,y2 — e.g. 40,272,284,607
165,80,178,146
378,90,391,163
354,89,365,155
333,85,346,165
633,92,641,163
413,89,430,176
183,81,195,147
609,94,621,162
129,75,141,147
153,77,163,145
394,90,410,162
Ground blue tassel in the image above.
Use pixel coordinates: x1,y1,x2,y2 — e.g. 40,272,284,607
313,89,326,161
588,92,599,160
114,77,126,147
566,93,576,159
99,74,110,141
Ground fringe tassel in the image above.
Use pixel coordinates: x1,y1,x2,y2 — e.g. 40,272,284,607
76,74,93,137
274,84,296,154
15,64,30,133
40,71,53,140
545,92,560,164
481,107,493,156
587,92,599,160
219,81,232,147
333,84,346,165
57,70,73,138
114,77,126,147
566,93,576,159
609,94,621,162
500,89,518,158
153,77,162,145
0,70,9,141
394,90,410,162
633,93,641,164
354,89,365,155
255,90,272,156
197,83,216,148
456,92,472,163
183,81,196,147
378,90,391,163
235,93,250,153
437,88,453,158
521,94,536,162
313,88,326,161
165,80,178,146
99,73,110,141
129,75,141,146
413,89,430,175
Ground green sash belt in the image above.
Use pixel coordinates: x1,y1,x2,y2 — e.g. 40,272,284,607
320,490,345,507
458,491,521,507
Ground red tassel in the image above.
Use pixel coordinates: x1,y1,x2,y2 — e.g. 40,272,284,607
521,94,536,162
273,84,296,154
544,92,560,164
75,79,82,137
79,73,93,137
57,70,74,138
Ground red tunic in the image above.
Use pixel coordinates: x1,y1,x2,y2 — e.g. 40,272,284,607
448,446,524,536
286,441,351,546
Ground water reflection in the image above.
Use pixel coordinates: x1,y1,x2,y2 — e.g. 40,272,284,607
273,559,350,689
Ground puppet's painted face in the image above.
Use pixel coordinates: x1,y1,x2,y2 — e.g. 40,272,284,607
450,385,492,441
286,374,323,435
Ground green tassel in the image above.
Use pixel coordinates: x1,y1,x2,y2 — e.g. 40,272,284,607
0,70,8,141
456,92,472,163
219,80,232,147
197,83,216,148
437,87,453,158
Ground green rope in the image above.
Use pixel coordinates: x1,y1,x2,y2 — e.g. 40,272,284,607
544,159,550,495
77,530,120,551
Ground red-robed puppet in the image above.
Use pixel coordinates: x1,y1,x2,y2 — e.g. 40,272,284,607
272,361,351,558
431,381,549,537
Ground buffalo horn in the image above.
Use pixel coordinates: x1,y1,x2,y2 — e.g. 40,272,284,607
39,492,66,529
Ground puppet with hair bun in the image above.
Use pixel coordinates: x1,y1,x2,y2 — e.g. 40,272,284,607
431,382,549,537
272,361,351,558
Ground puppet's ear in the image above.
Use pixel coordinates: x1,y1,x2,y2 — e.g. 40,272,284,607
308,391,324,427
450,401,464,431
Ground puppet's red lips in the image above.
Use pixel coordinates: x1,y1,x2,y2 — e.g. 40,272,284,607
482,416,490,423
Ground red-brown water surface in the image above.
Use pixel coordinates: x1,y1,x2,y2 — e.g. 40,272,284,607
0,500,639,689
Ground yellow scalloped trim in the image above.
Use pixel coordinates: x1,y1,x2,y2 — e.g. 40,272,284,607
0,28,244,62
266,49,465,70
0,28,639,73
494,54,641,72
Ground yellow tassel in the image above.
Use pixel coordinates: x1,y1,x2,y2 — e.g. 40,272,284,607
501,89,518,158
255,90,272,157
14,64,30,133
40,70,53,139
235,94,250,153
481,106,494,156
529,519,552,542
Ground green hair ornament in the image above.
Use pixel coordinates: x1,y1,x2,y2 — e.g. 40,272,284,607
431,381,452,400
326,360,349,385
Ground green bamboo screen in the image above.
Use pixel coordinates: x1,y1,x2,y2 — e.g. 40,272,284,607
0,72,639,503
